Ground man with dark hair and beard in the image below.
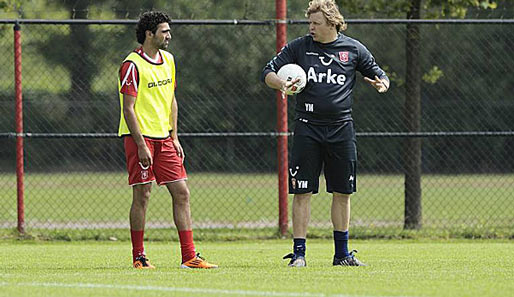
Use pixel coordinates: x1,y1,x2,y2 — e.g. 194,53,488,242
118,11,217,269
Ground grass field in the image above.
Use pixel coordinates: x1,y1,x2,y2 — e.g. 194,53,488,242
1,239,513,297
1,173,513,232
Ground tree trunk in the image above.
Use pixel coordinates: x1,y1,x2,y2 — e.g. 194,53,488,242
404,0,422,230
69,3,92,102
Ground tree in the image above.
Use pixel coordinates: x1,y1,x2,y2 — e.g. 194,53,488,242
0,0,18,11
403,0,423,230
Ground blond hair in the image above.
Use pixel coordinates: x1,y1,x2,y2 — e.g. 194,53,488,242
305,0,347,32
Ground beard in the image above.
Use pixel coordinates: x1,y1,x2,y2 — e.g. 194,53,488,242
156,39,169,50
159,42,168,50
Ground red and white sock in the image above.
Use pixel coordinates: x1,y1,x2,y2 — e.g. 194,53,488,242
131,229,145,262
178,230,196,263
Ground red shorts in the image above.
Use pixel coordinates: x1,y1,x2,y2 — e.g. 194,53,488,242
123,136,187,186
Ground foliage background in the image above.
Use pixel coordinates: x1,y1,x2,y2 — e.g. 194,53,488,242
1,0,513,173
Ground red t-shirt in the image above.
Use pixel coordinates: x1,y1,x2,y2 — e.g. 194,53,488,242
119,47,176,97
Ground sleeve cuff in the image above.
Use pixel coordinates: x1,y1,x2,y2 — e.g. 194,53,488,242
261,69,274,83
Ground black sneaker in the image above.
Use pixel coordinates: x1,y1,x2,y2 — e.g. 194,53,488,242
283,253,306,267
333,250,367,266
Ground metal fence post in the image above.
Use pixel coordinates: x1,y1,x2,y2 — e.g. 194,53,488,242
276,0,289,236
14,20,25,234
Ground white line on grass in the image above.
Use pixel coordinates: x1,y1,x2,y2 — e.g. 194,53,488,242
2,282,418,297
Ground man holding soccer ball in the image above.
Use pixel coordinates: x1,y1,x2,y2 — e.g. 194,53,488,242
262,0,389,267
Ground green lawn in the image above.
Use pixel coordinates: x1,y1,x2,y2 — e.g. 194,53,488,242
1,239,512,297
0,173,513,235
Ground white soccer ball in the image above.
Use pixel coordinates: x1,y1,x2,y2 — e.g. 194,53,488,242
277,63,307,95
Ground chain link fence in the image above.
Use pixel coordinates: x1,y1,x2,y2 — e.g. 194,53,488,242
0,20,513,237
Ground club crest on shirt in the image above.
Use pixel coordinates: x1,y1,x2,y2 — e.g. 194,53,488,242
141,170,149,180
339,51,349,63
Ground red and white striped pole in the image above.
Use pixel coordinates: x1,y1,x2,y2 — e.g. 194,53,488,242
276,0,288,236
14,21,25,234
